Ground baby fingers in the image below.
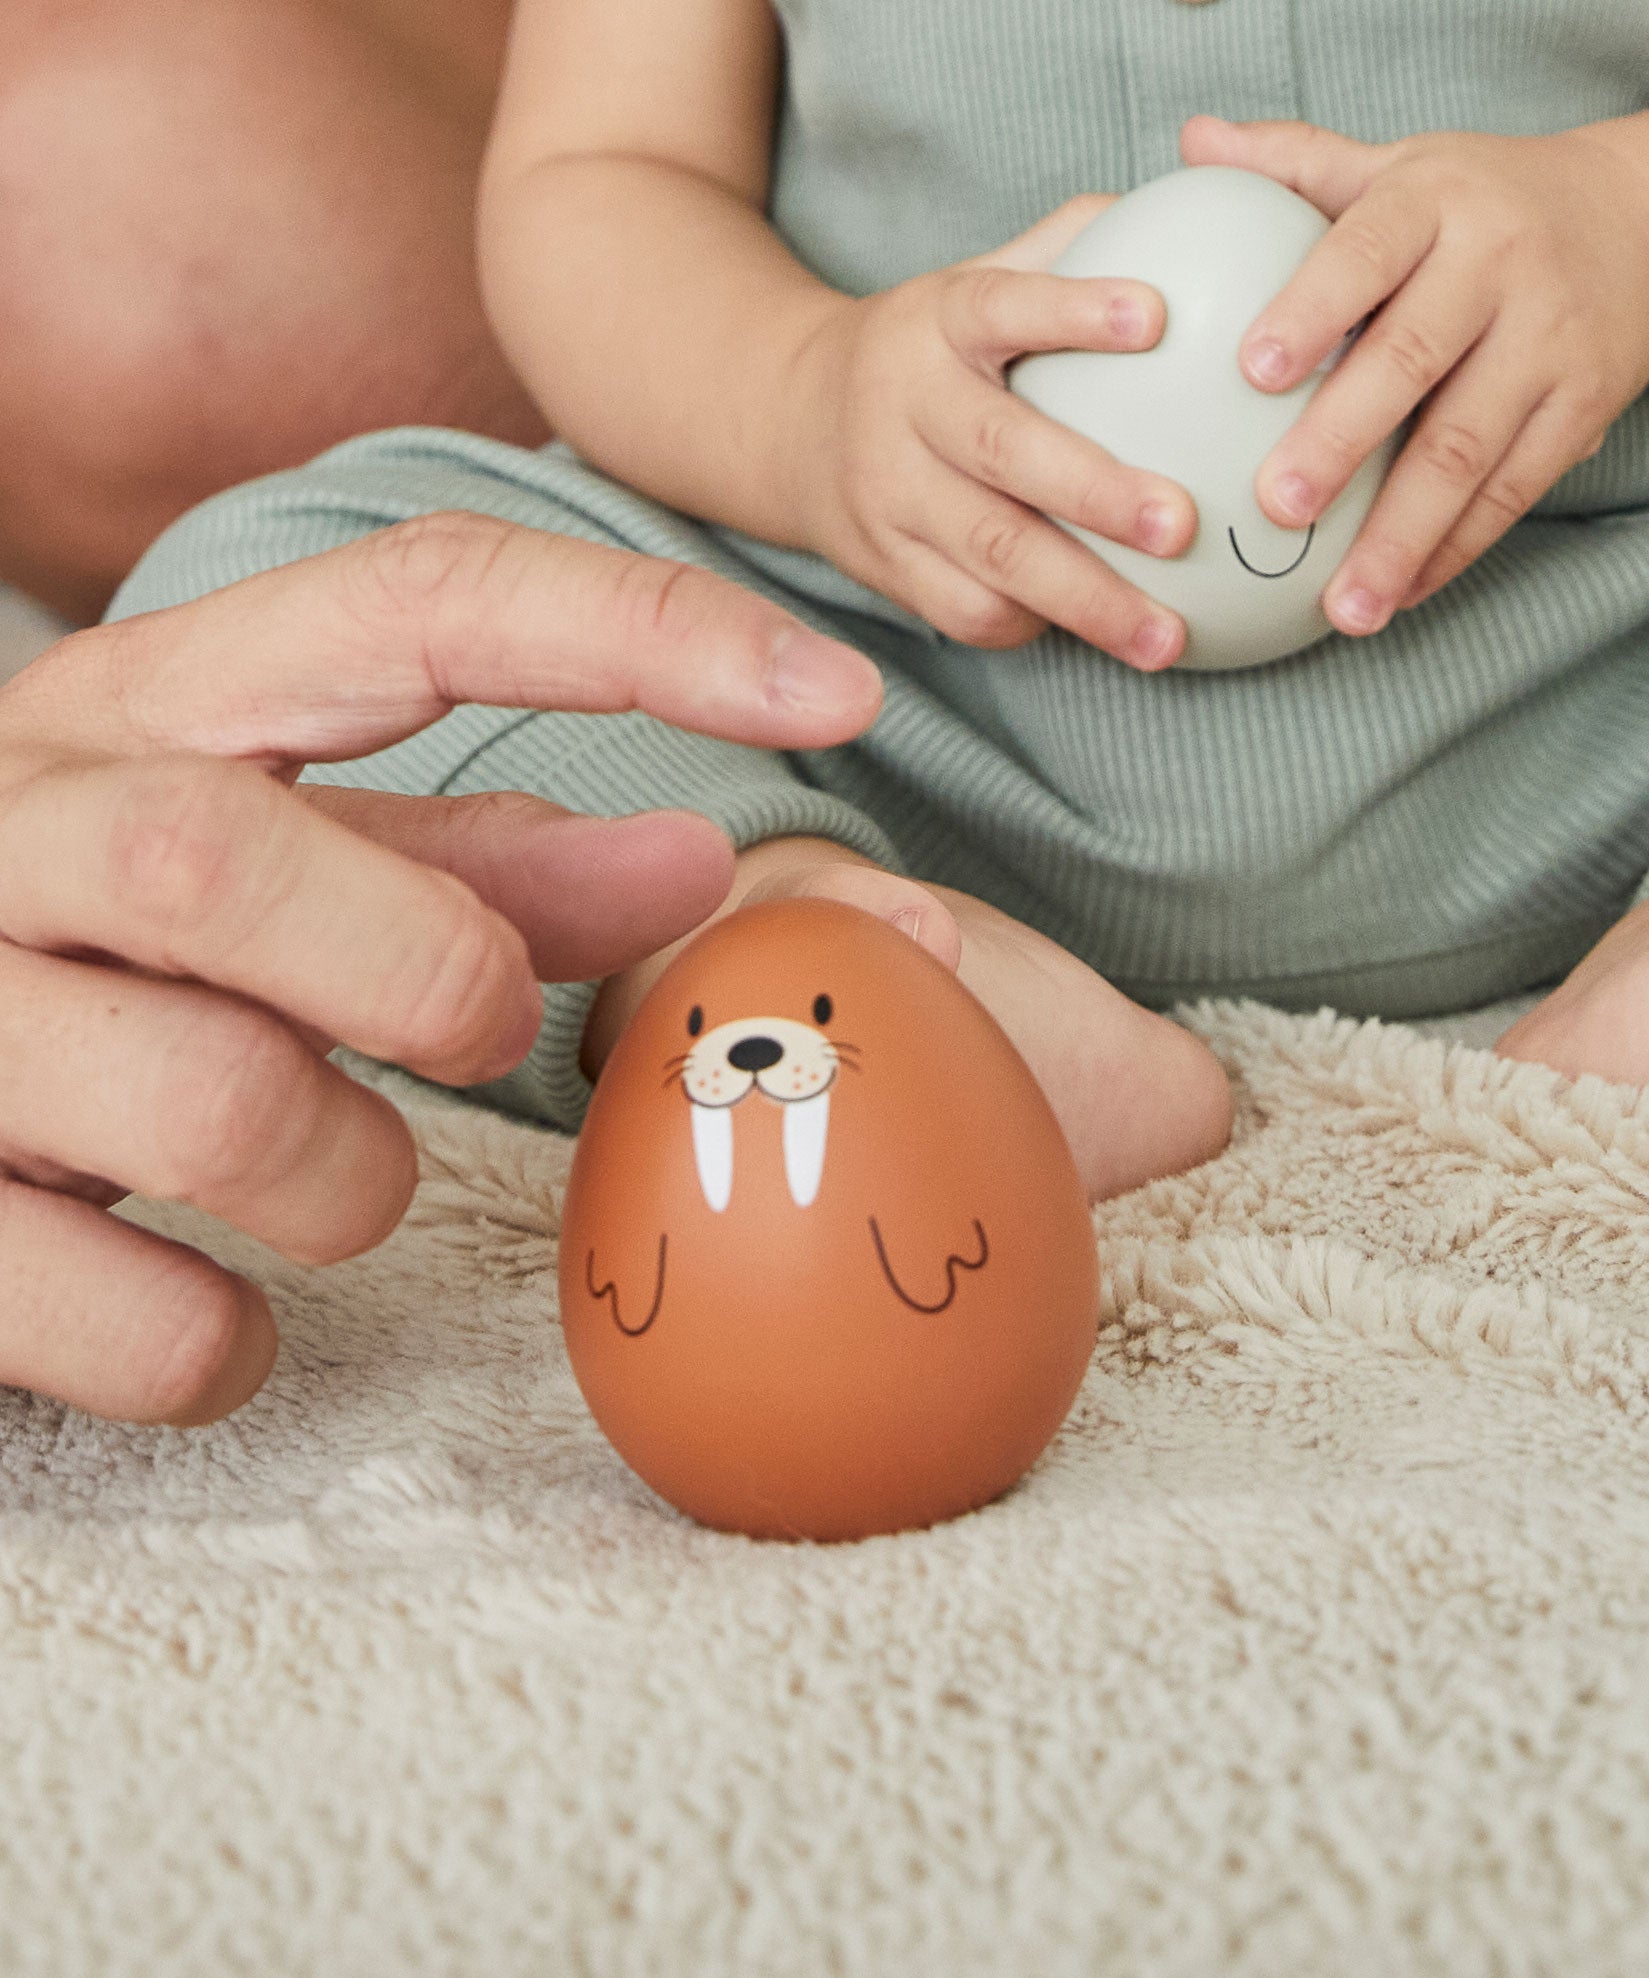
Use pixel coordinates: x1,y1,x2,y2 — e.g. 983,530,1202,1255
1320,319,1590,633
1256,247,1494,530
937,265,1164,371
902,457,1185,666
1401,381,1607,610
920,370,1196,560
1241,175,1439,394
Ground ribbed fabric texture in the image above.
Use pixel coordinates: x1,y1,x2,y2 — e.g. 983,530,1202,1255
110,0,1649,1130
772,0,1649,287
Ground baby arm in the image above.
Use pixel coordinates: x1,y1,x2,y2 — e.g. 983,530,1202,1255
480,0,1231,1187
1181,110,1649,635
479,0,1195,668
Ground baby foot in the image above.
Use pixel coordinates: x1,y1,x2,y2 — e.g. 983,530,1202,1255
924,876,1233,1199
581,835,963,1075
587,836,1231,1200
1495,899,1649,1087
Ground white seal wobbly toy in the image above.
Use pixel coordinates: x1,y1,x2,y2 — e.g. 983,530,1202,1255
1011,165,1398,671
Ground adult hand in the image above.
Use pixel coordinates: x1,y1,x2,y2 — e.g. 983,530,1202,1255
0,513,883,1424
1181,110,1649,633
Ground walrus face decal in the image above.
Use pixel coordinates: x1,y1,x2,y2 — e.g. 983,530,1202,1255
665,1004,859,1212
558,897,1101,1541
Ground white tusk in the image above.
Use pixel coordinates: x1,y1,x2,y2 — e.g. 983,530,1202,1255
690,1101,734,1212
782,1089,830,1209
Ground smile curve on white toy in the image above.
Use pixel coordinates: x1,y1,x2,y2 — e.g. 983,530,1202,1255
1228,520,1315,580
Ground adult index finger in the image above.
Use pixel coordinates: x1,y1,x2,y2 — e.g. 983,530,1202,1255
0,754,548,1088
0,516,885,775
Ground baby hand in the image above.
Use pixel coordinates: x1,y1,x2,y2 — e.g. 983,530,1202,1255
1181,112,1649,633
790,200,1197,668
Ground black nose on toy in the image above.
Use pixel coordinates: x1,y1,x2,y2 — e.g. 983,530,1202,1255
728,1035,784,1073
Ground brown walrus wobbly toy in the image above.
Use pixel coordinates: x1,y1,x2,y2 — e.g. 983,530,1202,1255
558,897,1099,1541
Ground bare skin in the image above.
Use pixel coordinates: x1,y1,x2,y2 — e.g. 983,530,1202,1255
1496,902,1649,1087
2,0,1230,1224
0,514,886,1420
492,2,1649,1112
585,837,1236,1203
0,0,545,620
3,0,1645,1144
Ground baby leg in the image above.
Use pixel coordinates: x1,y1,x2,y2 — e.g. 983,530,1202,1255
1496,897,1649,1086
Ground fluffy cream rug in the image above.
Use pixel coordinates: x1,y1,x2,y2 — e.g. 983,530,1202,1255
5,1001,1649,1976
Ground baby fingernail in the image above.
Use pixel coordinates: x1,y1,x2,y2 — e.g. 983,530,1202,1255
1335,586,1387,634
1245,338,1290,389
1137,501,1183,555
1130,616,1182,669
1108,297,1150,344
1273,473,1316,524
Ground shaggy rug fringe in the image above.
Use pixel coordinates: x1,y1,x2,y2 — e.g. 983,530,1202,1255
5,1002,1649,1975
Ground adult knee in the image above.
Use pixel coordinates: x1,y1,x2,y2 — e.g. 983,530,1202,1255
0,0,541,621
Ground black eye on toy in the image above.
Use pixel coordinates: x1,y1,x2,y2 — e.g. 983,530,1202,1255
812,993,833,1025
687,1005,704,1037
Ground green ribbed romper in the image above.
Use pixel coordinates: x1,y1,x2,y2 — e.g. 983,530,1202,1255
110,0,1649,1130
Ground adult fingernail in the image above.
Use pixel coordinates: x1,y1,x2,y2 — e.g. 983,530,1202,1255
490,980,549,1079
766,629,883,715
1273,473,1316,524
1245,338,1290,389
164,1280,279,1427
1130,616,1182,670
